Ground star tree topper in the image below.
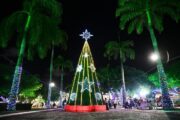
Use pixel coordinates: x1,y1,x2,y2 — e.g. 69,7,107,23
78,77,94,93
80,29,93,41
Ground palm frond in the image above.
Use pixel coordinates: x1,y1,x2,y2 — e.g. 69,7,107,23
125,48,135,60
116,4,139,17
152,14,163,33
104,40,135,63
117,0,126,6
36,43,49,59
104,41,120,59
156,7,179,22
136,19,143,34
23,0,62,17
116,0,180,35
121,40,134,47
128,19,138,34
120,11,143,30
0,11,28,48
27,46,35,61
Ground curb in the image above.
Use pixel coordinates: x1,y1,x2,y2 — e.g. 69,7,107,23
0,108,61,118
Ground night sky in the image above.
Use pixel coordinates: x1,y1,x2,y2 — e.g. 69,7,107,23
0,0,180,84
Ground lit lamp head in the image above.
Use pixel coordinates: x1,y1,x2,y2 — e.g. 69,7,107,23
49,82,55,87
150,52,159,62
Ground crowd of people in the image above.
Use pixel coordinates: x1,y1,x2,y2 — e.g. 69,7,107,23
104,96,162,110
104,98,118,110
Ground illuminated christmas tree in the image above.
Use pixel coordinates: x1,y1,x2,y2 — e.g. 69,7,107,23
65,29,106,112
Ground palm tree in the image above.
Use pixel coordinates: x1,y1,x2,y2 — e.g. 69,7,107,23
104,40,135,107
0,0,63,110
116,0,180,109
54,55,73,107
46,30,67,108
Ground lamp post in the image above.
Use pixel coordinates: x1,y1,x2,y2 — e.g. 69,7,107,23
47,82,55,108
149,52,173,109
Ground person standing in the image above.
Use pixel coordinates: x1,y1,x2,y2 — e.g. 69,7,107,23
53,102,56,108
113,98,118,109
62,98,67,109
104,98,109,110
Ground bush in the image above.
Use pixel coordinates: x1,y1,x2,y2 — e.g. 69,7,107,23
0,103,32,111
16,103,32,110
174,99,180,107
0,103,7,111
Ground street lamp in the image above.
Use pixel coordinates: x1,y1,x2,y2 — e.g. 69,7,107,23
47,82,55,108
150,52,159,62
49,82,55,87
149,52,173,109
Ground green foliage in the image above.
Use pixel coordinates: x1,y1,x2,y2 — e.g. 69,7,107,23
0,0,67,60
54,55,73,71
104,40,135,63
20,74,42,98
148,60,180,88
124,66,153,91
0,64,42,98
98,66,152,92
51,88,60,101
116,0,180,34
97,66,121,92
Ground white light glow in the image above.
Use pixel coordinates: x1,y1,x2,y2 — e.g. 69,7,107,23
132,94,139,99
84,52,89,58
49,82,55,87
79,29,93,41
139,87,150,97
76,64,83,72
150,52,159,61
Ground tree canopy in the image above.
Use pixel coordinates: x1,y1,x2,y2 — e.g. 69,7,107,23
148,60,180,88
0,0,66,60
104,40,135,63
116,0,180,34
98,65,152,92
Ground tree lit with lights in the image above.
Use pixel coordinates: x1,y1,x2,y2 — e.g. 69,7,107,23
65,29,106,112
116,0,180,109
0,0,64,110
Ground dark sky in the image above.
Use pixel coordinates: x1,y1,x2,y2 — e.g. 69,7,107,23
0,0,180,84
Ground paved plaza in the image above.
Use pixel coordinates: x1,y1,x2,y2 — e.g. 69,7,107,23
0,107,180,120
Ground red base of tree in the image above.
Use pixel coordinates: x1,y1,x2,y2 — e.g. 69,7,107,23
65,105,106,112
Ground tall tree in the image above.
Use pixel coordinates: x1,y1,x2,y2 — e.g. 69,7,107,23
104,40,135,107
0,0,63,110
116,0,180,109
53,55,73,107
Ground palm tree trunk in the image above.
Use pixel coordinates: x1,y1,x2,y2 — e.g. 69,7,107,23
47,45,54,108
120,50,126,107
7,14,31,111
106,64,111,100
59,66,64,107
146,3,173,109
